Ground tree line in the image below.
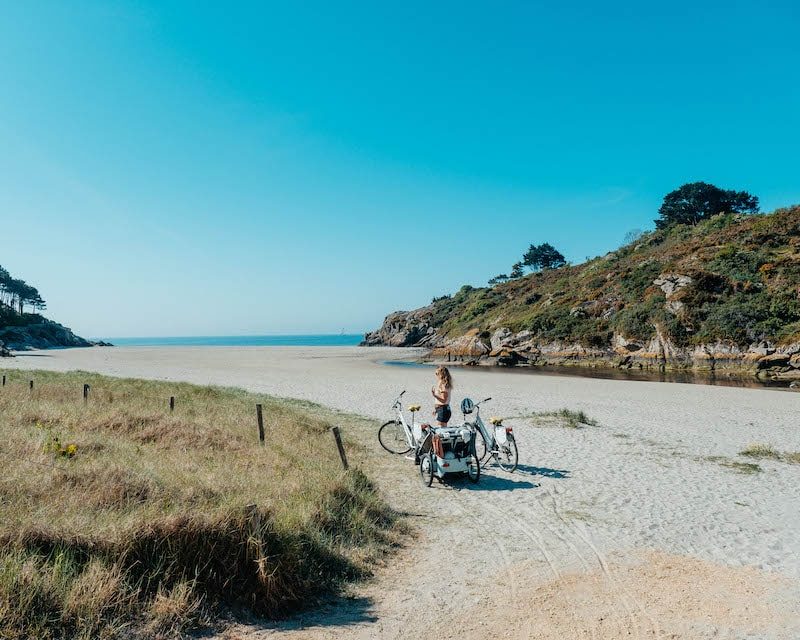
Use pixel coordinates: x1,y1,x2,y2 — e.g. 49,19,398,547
488,181,760,286
489,242,567,284
0,265,46,314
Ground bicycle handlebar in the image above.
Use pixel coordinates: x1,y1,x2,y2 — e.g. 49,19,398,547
391,390,407,408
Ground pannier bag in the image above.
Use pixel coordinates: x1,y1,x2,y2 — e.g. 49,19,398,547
432,434,444,459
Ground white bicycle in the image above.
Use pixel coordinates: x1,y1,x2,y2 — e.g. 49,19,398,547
462,397,518,473
378,390,424,455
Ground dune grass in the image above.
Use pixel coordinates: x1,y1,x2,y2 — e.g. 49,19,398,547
526,408,599,428
0,369,400,639
739,442,800,465
703,456,763,475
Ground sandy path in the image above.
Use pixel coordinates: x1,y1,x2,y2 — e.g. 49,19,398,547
5,346,800,638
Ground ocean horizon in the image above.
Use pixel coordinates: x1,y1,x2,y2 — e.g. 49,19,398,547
103,334,364,347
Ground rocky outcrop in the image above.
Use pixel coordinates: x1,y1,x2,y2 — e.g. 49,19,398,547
362,308,800,380
361,307,439,347
0,319,93,351
654,273,693,314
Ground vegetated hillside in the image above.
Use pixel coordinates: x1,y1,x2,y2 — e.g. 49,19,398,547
364,206,800,378
0,264,92,352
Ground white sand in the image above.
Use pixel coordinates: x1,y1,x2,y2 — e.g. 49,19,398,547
5,346,800,638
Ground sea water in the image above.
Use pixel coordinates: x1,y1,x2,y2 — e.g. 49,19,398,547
103,335,363,347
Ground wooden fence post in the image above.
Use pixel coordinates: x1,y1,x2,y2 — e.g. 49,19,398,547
331,426,349,470
83,384,90,402
169,396,175,412
244,503,265,566
256,404,264,444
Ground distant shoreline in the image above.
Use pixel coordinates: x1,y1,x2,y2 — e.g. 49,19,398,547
99,334,364,347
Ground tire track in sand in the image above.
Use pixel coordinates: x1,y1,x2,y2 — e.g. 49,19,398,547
475,466,594,640
543,482,659,639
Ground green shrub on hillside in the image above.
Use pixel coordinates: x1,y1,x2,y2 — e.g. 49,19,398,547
618,260,664,302
612,296,664,342
521,306,611,346
524,307,582,342
693,290,800,345
709,247,770,283
701,213,740,232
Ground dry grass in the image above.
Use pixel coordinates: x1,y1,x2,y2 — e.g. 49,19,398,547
0,369,400,639
739,443,782,460
704,456,763,475
739,442,800,465
526,408,599,428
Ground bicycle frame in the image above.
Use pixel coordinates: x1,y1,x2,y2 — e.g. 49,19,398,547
390,390,420,451
467,398,511,458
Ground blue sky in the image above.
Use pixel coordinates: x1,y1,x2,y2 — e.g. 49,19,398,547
1,1,798,337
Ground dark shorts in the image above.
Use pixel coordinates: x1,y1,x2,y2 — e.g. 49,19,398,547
435,405,451,424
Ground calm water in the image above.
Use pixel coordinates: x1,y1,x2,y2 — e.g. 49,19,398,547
384,359,796,391
104,334,364,347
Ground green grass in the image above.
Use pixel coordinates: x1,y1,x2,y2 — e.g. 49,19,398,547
0,370,400,639
739,442,800,465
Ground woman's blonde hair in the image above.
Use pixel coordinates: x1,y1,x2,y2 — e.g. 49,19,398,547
435,365,453,389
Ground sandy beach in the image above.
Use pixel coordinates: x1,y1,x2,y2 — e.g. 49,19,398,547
5,345,800,639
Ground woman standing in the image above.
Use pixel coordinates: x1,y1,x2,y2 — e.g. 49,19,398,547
431,365,453,426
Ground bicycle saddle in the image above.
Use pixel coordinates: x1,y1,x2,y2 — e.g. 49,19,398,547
489,416,504,425
408,404,421,412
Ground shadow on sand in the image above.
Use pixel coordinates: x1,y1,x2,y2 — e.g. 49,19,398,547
425,462,571,491
460,473,538,491
215,595,377,635
430,468,541,491
513,463,571,479
477,460,571,480
8,352,53,357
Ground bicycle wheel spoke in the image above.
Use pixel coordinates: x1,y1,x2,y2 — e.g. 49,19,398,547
379,420,412,455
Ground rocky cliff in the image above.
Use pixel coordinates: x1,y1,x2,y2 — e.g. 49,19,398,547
363,206,800,380
0,309,95,354
0,319,92,351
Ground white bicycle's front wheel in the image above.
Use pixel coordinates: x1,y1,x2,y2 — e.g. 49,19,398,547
378,420,412,455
